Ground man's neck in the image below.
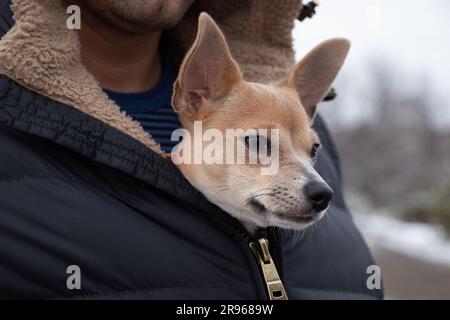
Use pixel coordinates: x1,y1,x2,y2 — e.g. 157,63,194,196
78,13,162,94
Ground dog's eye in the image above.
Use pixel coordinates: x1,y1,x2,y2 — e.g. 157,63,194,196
310,143,320,159
244,135,271,156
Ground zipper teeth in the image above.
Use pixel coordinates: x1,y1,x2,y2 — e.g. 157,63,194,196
222,216,252,241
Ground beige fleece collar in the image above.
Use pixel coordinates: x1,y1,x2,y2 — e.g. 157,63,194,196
0,0,167,157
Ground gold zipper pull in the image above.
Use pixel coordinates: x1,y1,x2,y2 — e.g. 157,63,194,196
249,238,288,300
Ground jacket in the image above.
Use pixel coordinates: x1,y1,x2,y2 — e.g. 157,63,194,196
0,0,383,299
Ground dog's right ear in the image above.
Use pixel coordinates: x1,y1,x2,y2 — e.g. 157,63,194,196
280,38,350,121
172,13,242,116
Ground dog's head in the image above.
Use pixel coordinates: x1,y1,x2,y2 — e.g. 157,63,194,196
172,13,350,232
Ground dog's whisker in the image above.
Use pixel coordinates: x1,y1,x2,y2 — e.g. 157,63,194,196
240,192,275,207
211,187,231,198
251,192,275,199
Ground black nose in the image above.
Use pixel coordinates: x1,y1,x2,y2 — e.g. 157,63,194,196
305,181,333,212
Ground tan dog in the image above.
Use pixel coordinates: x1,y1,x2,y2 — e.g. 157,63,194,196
171,13,350,234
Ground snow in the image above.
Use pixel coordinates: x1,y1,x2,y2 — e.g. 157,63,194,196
355,213,450,267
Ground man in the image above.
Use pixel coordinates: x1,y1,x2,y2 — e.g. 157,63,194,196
0,0,383,299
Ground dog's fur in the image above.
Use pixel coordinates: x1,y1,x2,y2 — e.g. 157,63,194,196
172,13,350,233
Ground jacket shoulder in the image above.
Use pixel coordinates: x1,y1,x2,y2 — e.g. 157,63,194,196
0,122,56,180
0,0,13,38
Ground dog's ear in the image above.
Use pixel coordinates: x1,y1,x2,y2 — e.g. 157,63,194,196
281,38,350,120
172,12,242,116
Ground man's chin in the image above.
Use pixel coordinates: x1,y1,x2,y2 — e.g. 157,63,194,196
106,0,194,31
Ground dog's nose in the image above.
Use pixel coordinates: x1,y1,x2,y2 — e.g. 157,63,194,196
305,181,333,212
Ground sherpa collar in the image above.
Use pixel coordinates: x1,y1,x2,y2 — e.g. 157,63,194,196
0,0,167,158
0,0,301,159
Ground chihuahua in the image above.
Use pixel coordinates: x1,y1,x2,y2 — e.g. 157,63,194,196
171,13,350,234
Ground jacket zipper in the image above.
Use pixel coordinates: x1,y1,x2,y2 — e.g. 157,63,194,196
222,219,288,300
204,202,288,300
249,237,288,300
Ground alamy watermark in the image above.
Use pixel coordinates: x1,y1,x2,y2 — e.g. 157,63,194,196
66,265,81,290
66,5,81,30
366,4,382,30
366,264,382,290
170,121,280,175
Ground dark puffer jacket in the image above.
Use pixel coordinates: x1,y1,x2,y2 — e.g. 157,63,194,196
0,0,383,299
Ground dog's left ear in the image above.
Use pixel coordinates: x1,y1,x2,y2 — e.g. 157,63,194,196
280,38,350,120
172,12,242,116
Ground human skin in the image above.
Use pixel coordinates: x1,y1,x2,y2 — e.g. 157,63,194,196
63,0,195,93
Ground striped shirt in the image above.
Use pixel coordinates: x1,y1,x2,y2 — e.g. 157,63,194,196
104,55,181,153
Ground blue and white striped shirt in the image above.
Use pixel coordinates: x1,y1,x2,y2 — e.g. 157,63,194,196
105,55,181,153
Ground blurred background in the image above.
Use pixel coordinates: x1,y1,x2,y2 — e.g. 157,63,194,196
293,0,450,299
